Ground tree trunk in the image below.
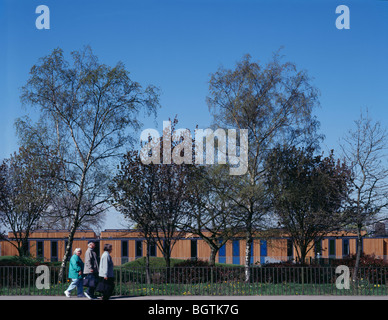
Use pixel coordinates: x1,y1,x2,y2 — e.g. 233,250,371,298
244,236,253,282
210,247,217,267
21,238,29,257
300,246,308,265
58,218,78,282
162,242,172,283
294,241,308,265
352,225,362,285
209,246,218,288
146,241,151,285
17,238,30,257
58,165,87,283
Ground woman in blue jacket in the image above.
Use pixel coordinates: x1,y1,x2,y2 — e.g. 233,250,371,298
64,248,85,298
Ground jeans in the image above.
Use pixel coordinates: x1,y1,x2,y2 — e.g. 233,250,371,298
66,278,84,296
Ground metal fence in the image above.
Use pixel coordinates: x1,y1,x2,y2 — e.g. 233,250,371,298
1,265,388,296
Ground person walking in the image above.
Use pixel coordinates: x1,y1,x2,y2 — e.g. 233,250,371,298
64,248,85,298
83,240,99,299
97,243,115,300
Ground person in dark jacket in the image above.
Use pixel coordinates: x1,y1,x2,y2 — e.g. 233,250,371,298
64,248,84,298
83,240,99,299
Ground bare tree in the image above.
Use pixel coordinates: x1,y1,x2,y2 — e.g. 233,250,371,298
340,110,388,281
0,146,57,257
111,149,159,283
111,118,192,272
38,194,107,232
206,51,322,280
17,46,159,280
185,165,242,266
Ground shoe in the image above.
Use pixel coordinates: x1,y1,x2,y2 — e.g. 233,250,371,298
77,293,85,298
64,291,71,298
84,292,92,300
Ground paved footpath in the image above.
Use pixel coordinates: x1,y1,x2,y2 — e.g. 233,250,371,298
1,295,388,300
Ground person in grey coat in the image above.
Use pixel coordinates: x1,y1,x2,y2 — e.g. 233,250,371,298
97,243,115,300
83,240,99,299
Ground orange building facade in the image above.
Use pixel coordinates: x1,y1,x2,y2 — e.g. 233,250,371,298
0,229,98,262
1,229,388,265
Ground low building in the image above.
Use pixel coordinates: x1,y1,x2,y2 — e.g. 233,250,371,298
1,228,387,265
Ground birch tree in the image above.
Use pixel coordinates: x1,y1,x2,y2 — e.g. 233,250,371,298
17,46,159,280
340,110,388,282
206,52,322,280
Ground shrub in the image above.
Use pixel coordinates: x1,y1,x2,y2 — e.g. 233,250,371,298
331,254,388,267
331,255,388,285
253,261,336,284
0,255,51,267
172,259,211,284
171,259,245,284
173,259,210,268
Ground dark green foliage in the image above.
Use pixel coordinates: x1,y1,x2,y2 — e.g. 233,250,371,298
265,146,351,263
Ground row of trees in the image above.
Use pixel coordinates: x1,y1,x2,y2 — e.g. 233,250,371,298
1,47,387,283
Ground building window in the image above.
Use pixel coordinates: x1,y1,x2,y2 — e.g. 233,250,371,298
314,239,322,257
150,242,156,257
37,241,44,260
121,240,129,264
219,240,226,264
329,239,336,258
135,240,143,258
260,240,267,264
190,240,197,260
232,240,240,265
287,239,293,260
51,241,58,262
343,239,350,258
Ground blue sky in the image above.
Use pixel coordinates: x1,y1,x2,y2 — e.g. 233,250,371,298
1,0,388,229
